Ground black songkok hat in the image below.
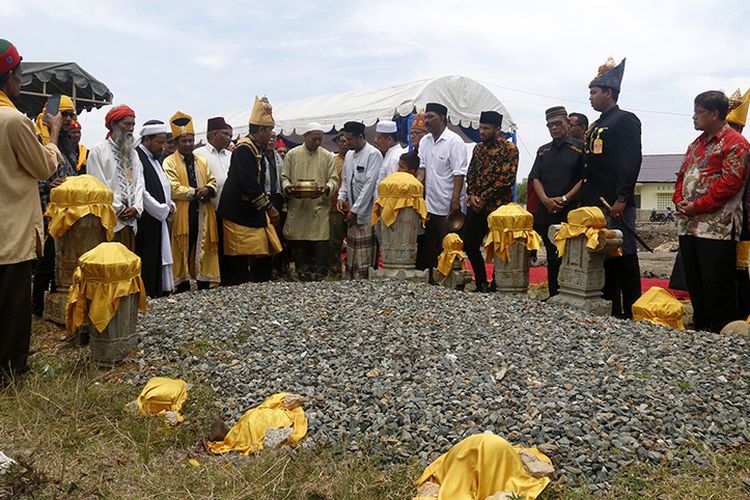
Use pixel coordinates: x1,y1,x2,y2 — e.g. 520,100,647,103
342,121,366,135
425,102,448,117
207,116,230,132
589,57,626,92
545,106,568,120
479,111,503,126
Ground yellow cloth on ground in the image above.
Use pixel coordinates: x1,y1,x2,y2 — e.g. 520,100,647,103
737,241,750,269
437,233,466,276
207,393,307,455
44,174,116,240
223,217,282,257
632,286,685,330
135,377,188,423
553,206,607,257
66,242,147,333
372,172,428,226
414,434,552,500
484,203,542,263
34,95,75,145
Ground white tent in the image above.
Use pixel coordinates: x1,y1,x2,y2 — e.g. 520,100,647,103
214,75,517,141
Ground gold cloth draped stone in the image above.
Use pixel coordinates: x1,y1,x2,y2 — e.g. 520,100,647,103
207,393,307,455
44,174,116,240
632,286,685,330
66,242,147,333
371,172,428,227
553,206,611,257
484,203,541,263
135,377,188,423
437,233,466,276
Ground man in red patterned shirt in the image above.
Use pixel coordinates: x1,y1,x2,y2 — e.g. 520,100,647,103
673,90,750,332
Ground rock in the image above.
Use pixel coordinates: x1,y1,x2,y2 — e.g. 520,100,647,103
263,427,294,449
0,451,16,475
519,450,555,478
208,417,230,442
537,443,559,456
485,492,515,500
653,241,679,253
720,320,750,335
416,481,440,497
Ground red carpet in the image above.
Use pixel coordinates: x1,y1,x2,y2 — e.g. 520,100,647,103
464,261,690,300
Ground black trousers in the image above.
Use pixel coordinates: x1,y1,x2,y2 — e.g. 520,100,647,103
1,261,33,377
534,222,561,296
420,214,448,273
249,256,273,282
291,240,328,281
32,236,56,315
463,209,490,285
737,268,750,319
679,235,738,332
602,254,641,319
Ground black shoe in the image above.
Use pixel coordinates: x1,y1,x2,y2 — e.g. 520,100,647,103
474,282,488,293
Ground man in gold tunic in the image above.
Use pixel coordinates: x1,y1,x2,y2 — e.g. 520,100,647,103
163,111,220,291
217,96,282,284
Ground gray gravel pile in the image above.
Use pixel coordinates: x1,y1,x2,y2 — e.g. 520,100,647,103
127,281,749,491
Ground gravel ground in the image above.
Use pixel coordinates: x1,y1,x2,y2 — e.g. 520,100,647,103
127,281,749,492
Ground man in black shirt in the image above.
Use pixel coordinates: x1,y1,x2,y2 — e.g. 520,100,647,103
568,112,589,141
529,106,584,298
579,58,643,318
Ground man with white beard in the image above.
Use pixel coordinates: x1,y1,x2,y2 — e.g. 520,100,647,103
87,105,144,250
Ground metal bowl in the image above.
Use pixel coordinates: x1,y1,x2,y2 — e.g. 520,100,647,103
290,179,320,198
446,211,465,232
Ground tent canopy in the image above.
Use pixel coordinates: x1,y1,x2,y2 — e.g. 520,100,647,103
219,75,517,137
18,62,113,118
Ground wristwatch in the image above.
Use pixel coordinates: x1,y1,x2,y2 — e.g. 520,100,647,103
562,195,569,205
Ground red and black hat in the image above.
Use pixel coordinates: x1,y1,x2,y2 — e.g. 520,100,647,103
0,39,22,74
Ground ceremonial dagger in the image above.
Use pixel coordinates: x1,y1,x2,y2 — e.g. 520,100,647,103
599,197,654,253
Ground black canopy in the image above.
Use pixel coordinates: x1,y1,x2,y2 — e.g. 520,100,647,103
18,62,113,118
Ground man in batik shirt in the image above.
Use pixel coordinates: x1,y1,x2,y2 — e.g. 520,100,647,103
673,90,750,333
464,111,519,291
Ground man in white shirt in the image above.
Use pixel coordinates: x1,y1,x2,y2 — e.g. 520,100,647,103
374,119,407,195
416,102,468,279
86,105,144,251
135,120,175,297
194,116,232,283
337,121,382,279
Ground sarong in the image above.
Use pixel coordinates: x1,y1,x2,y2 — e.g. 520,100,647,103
346,223,376,279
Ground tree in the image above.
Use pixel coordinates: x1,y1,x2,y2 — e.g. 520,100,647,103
515,177,528,204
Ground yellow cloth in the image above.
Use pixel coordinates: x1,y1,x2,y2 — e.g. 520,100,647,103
223,217,282,257
727,88,750,127
135,377,188,423
484,203,542,263
34,95,75,145
163,151,220,286
207,393,307,455
249,96,275,126
371,172,428,227
737,241,750,270
414,434,552,500
169,111,194,138
553,206,609,257
632,286,685,330
44,174,117,240
437,233,466,276
66,242,147,333
76,143,88,172
0,90,15,108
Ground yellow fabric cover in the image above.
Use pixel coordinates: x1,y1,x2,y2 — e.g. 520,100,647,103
223,217,282,257
484,203,542,263
207,393,307,455
372,172,428,226
631,286,685,330
249,96,275,126
34,95,75,145
414,434,552,500
66,242,147,333
76,143,88,172
136,377,188,423
727,88,749,127
553,206,608,257
437,233,466,276
737,241,750,270
44,174,117,240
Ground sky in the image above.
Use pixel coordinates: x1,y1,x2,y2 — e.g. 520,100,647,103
5,0,750,178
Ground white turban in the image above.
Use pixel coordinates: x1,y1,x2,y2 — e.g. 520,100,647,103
140,123,170,137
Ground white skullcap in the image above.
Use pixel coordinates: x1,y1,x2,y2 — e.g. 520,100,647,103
139,122,170,137
303,122,324,134
376,120,397,134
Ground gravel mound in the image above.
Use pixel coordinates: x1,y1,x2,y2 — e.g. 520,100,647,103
128,281,750,491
